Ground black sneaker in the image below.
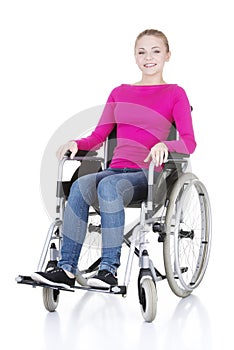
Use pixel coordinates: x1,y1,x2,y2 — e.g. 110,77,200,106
87,270,118,289
31,267,75,289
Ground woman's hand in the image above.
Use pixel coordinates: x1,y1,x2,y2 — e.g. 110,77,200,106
56,140,78,160
144,142,168,166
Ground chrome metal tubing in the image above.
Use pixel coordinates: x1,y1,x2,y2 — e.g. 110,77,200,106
37,219,62,271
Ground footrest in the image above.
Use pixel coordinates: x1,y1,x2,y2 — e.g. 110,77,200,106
16,275,127,295
78,284,127,295
16,275,39,286
15,275,75,292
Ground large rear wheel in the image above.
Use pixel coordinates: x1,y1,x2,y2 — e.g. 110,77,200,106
163,173,212,297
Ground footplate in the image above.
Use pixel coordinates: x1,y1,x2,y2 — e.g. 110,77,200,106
16,275,127,296
15,275,75,292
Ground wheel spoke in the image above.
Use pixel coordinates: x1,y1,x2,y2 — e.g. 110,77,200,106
164,173,211,297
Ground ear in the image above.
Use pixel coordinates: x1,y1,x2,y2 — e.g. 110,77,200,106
166,51,171,62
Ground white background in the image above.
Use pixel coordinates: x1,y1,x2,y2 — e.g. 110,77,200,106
1,1,233,349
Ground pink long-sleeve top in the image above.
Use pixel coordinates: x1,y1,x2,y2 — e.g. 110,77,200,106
76,84,196,171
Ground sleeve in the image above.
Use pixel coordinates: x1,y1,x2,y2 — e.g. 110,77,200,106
75,91,116,151
164,86,197,154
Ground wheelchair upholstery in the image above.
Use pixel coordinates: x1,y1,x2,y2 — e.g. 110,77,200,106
60,151,102,199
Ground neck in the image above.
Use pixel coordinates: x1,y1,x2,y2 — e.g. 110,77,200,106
137,74,166,85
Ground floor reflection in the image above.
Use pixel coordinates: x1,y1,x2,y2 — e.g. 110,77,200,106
163,294,212,349
43,291,213,350
43,291,126,350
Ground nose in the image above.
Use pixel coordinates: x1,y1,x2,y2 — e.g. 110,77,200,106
145,52,153,60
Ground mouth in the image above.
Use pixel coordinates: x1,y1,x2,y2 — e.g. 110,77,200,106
144,63,157,68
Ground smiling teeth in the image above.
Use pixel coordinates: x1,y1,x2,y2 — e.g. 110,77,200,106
144,63,156,67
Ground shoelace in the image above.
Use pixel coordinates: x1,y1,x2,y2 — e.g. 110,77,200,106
49,267,63,274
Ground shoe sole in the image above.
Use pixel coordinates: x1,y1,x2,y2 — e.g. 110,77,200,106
76,274,89,286
31,272,74,290
87,277,117,289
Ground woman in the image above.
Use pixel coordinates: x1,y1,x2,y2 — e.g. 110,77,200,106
31,29,196,289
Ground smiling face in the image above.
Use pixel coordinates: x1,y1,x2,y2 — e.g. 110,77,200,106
135,35,171,83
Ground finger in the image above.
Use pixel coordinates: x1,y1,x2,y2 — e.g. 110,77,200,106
155,149,164,166
163,148,168,163
70,142,78,159
60,144,70,160
62,145,69,159
148,149,156,164
152,150,157,164
70,148,76,159
153,149,160,166
159,149,165,165
144,152,151,162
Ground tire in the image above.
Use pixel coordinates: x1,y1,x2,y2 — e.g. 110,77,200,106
42,288,60,312
163,173,212,297
139,278,157,322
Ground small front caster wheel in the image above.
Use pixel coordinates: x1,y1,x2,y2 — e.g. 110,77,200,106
42,288,60,312
139,278,157,322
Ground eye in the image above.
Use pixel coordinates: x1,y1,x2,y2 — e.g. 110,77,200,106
153,50,160,54
138,51,145,55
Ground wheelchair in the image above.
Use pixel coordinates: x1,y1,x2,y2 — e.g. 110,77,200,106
16,123,212,323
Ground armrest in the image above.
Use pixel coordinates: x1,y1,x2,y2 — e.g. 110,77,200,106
167,152,190,161
64,149,98,157
57,149,104,186
64,149,104,162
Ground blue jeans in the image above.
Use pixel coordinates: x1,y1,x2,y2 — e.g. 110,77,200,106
58,168,149,275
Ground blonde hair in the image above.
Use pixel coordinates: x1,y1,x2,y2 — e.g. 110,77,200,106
135,29,170,53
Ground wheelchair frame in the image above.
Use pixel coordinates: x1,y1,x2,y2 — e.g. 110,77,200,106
16,124,212,322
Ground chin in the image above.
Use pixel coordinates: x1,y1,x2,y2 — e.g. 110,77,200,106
143,71,158,77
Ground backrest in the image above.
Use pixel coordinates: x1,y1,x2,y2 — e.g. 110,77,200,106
104,122,177,169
